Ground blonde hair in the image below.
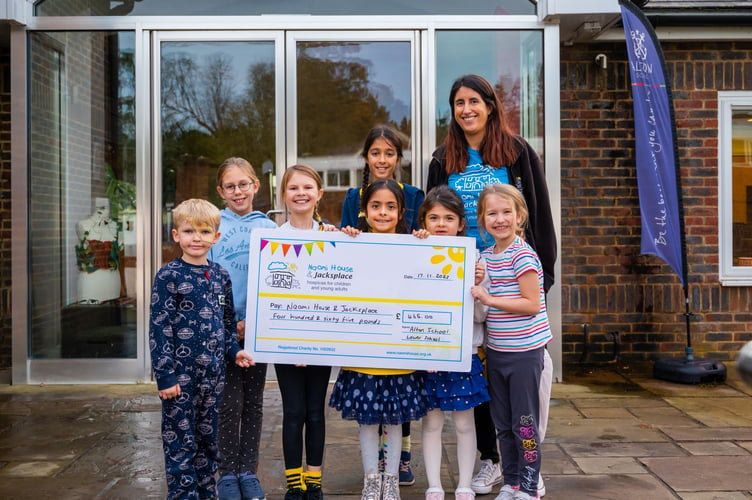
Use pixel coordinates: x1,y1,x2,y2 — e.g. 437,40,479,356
216,157,260,186
477,184,528,237
172,198,221,232
281,164,324,222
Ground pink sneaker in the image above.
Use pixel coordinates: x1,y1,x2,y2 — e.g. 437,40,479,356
425,487,445,500
455,487,476,500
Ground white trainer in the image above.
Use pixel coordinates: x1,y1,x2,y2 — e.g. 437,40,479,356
494,485,517,500
537,475,545,497
471,459,502,495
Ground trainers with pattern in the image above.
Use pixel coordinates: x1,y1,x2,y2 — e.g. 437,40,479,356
471,460,502,495
398,450,415,486
383,473,401,500
494,485,518,500
454,487,475,500
512,491,538,500
362,473,382,500
239,475,266,500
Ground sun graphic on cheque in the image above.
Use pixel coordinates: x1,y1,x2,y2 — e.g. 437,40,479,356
429,246,465,279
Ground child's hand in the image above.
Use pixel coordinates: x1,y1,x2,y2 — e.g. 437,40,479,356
412,229,430,239
236,319,246,341
321,223,338,232
474,262,485,286
471,285,490,305
159,383,181,400
341,226,361,237
235,350,255,368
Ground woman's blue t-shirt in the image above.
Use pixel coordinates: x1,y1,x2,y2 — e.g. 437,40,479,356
448,148,509,250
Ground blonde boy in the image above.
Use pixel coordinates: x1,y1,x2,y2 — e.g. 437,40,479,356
149,198,254,500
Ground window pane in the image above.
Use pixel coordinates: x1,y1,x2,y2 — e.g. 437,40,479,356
435,30,544,154
160,40,277,264
295,40,412,226
732,109,752,266
35,0,535,16
28,31,137,359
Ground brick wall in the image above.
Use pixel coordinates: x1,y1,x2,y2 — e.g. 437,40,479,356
0,46,9,370
559,41,752,365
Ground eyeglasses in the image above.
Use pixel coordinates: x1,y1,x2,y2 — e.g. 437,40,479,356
221,181,253,194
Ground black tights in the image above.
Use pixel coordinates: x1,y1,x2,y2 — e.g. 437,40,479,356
274,364,332,468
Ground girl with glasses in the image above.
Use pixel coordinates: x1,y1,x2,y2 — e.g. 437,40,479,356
211,157,278,500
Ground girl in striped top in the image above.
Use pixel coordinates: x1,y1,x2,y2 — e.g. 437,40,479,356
470,184,552,500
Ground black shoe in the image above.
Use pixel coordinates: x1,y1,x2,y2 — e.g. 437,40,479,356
285,488,305,500
305,484,324,500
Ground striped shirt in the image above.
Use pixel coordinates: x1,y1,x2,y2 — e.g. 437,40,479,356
482,236,552,352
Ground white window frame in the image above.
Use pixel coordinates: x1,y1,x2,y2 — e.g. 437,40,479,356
718,91,752,285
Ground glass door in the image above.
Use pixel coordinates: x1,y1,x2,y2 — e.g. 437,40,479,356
154,31,286,264
26,30,143,383
286,31,417,226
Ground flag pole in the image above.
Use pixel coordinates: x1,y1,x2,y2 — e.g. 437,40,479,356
619,0,724,382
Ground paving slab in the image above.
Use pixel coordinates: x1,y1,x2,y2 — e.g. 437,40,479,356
577,407,634,419
561,441,686,458
539,473,676,499
641,455,752,492
547,418,669,444
538,444,580,475
680,492,751,500
677,440,750,456
630,376,743,398
572,457,647,474
628,406,702,427
568,396,669,409
665,396,752,427
662,426,752,441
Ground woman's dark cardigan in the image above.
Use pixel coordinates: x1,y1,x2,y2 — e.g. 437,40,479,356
427,138,557,293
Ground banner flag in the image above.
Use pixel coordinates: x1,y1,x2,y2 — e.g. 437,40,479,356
620,0,687,287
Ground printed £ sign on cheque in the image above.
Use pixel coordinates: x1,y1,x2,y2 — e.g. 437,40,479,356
245,229,476,371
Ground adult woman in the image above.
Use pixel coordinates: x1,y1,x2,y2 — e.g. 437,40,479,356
427,74,556,497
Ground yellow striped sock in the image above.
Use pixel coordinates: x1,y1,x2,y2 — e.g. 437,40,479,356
286,467,305,490
401,435,411,453
304,470,322,488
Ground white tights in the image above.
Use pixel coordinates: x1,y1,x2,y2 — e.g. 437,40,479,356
422,408,476,490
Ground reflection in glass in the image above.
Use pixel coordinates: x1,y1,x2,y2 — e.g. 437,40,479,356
160,41,276,263
731,109,752,266
29,31,137,358
295,41,412,226
435,30,543,154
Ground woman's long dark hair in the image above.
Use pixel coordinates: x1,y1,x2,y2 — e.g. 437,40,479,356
358,178,408,234
444,74,519,175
